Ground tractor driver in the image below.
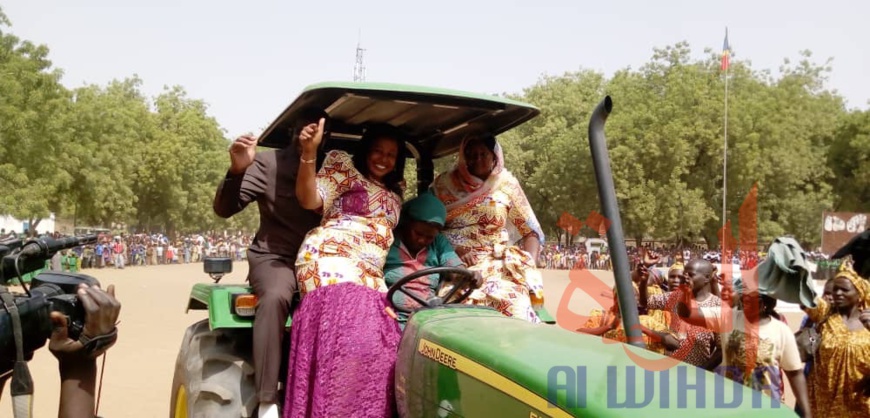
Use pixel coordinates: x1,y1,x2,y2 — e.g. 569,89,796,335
213,109,326,418
383,192,482,328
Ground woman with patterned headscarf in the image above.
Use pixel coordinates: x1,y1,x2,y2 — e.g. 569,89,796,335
666,263,685,291
803,266,870,417
640,262,682,326
431,133,545,323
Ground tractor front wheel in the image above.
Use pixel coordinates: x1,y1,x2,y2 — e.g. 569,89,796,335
170,320,257,418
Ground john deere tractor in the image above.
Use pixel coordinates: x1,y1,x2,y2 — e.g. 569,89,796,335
170,82,797,417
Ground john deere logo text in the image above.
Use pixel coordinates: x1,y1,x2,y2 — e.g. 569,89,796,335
418,339,458,369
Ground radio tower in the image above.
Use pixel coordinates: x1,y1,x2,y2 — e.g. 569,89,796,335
353,30,366,82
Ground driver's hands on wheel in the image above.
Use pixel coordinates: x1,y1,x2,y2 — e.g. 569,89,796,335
444,270,484,294
388,267,479,314
472,271,484,289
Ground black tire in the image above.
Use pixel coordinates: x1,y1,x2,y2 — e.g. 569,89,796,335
170,319,257,418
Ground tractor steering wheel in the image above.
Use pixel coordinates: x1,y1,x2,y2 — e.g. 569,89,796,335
386,266,479,314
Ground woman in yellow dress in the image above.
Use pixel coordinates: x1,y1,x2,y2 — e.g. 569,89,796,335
804,266,870,417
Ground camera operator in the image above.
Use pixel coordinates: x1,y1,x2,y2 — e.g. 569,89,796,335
0,283,121,418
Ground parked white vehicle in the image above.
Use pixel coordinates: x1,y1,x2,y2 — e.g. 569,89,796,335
585,238,607,255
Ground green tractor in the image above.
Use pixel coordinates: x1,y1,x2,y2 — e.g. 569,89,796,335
170,82,797,417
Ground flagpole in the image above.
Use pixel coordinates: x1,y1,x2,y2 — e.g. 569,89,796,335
722,28,729,241
722,63,728,231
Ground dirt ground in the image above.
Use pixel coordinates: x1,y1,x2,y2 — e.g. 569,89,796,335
0,263,804,417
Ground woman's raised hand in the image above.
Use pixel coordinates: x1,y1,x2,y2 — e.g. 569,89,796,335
299,118,325,155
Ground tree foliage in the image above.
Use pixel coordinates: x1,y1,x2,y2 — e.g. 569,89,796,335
0,14,258,235
829,109,870,212
500,43,862,248
0,15,70,231
1,10,867,247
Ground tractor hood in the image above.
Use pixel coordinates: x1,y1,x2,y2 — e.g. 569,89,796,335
257,81,539,159
396,307,797,417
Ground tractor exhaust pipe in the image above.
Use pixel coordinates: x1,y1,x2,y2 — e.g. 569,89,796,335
587,96,645,349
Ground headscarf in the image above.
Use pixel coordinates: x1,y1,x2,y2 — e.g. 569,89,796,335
433,133,545,245
835,264,870,309
664,263,685,292
401,192,446,227
436,133,506,210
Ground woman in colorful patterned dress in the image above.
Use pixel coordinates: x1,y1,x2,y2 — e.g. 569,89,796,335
431,133,545,323
284,120,406,418
803,266,870,418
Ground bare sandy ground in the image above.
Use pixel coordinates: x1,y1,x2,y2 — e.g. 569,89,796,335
0,264,803,417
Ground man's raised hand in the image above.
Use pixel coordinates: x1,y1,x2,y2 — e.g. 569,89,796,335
229,134,258,175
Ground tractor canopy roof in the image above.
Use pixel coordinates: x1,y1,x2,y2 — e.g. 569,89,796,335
257,81,540,159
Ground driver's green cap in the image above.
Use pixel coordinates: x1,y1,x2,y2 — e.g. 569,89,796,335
402,192,447,227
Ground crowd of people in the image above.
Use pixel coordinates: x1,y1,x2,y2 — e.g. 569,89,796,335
539,245,612,270
217,108,870,418
572,236,870,418
32,232,254,272
539,242,839,273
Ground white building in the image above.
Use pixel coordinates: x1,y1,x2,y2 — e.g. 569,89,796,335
0,214,56,235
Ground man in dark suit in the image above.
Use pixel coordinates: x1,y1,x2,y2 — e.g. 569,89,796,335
213,109,326,418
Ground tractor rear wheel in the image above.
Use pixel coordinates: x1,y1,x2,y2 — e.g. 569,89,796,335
170,320,257,418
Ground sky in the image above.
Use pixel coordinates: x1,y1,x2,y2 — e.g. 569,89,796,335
3,0,868,138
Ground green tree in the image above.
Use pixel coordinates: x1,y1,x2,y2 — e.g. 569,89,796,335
134,86,235,234
501,43,847,249
829,109,870,212
499,70,607,244
61,78,153,228
0,15,71,233
1,6,863,248
727,51,841,246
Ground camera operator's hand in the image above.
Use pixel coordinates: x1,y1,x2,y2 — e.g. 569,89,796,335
44,284,120,418
50,284,120,361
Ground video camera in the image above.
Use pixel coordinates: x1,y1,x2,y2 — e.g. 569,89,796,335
0,234,99,372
